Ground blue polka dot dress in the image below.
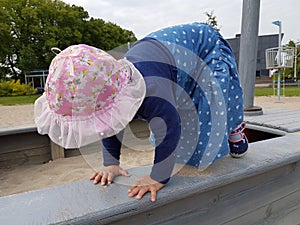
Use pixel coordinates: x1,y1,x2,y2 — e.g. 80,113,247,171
147,22,244,169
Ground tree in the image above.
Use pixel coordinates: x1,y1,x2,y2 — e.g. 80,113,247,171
82,18,136,51
204,11,221,31
0,0,137,80
285,40,300,80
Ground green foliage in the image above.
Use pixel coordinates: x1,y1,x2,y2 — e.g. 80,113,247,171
284,41,300,79
82,18,136,51
204,11,221,31
0,0,137,80
0,79,37,96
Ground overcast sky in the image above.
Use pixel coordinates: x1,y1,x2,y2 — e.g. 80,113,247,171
62,0,300,44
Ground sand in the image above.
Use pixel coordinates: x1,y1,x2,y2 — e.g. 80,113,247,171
0,96,300,197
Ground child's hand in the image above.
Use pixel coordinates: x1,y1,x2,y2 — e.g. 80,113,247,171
128,175,165,202
90,165,129,186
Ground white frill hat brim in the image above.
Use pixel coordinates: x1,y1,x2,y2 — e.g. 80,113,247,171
34,59,146,149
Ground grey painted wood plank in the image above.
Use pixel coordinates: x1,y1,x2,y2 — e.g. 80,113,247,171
1,153,51,167
1,132,300,225
246,109,300,121
269,116,300,125
268,204,300,225
286,126,300,133
245,109,300,132
0,126,37,136
246,122,300,133
0,133,49,154
224,190,300,225
0,147,50,162
0,151,51,166
109,163,300,225
246,113,299,124
222,169,300,225
0,180,132,225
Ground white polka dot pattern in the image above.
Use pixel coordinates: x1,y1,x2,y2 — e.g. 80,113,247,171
147,22,244,169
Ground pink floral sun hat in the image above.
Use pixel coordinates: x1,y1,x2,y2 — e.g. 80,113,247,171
34,44,146,148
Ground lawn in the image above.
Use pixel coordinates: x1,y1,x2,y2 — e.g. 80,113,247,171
0,86,299,105
0,94,41,105
255,86,300,97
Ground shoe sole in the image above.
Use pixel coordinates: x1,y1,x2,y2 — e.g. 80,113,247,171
230,151,248,158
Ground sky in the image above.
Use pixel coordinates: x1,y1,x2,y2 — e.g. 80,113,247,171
61,0,300,44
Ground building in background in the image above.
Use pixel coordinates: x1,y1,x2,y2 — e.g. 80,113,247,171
227,33,282,77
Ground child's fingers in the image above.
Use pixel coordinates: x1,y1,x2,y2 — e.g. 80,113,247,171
120,169,130,177
93,173,103,184
107,173,114,185
90,172,98,180
100,173,108,185
136,187,148,200
128,184,137,194
128,180,139,193
128,186,140,197
150,189,157,202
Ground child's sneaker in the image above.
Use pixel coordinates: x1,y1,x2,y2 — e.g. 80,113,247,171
229,122,248,158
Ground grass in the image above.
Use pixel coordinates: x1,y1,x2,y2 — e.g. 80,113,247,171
0,86,299,105
255,86,300,97
0,94,41,105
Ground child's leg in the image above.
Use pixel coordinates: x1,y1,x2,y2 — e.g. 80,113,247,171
228,122,248,158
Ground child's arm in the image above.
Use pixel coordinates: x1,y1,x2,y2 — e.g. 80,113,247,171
102,134,123,166
128,95,180,202
90,132,129,185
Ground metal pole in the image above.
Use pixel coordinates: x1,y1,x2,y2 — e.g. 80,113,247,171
277,23,282,101
239,0,262,115
294,46,297,79
43,71,46,88
294,43,299,80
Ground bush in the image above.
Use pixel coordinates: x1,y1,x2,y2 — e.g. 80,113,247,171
0,79,37,96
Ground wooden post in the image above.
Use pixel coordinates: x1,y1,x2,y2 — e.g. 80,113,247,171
50,141,65,160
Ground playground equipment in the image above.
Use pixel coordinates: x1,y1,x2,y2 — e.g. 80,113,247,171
266,47,295,69
266,46,294,100
24,70,48,93
266,19,295,101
